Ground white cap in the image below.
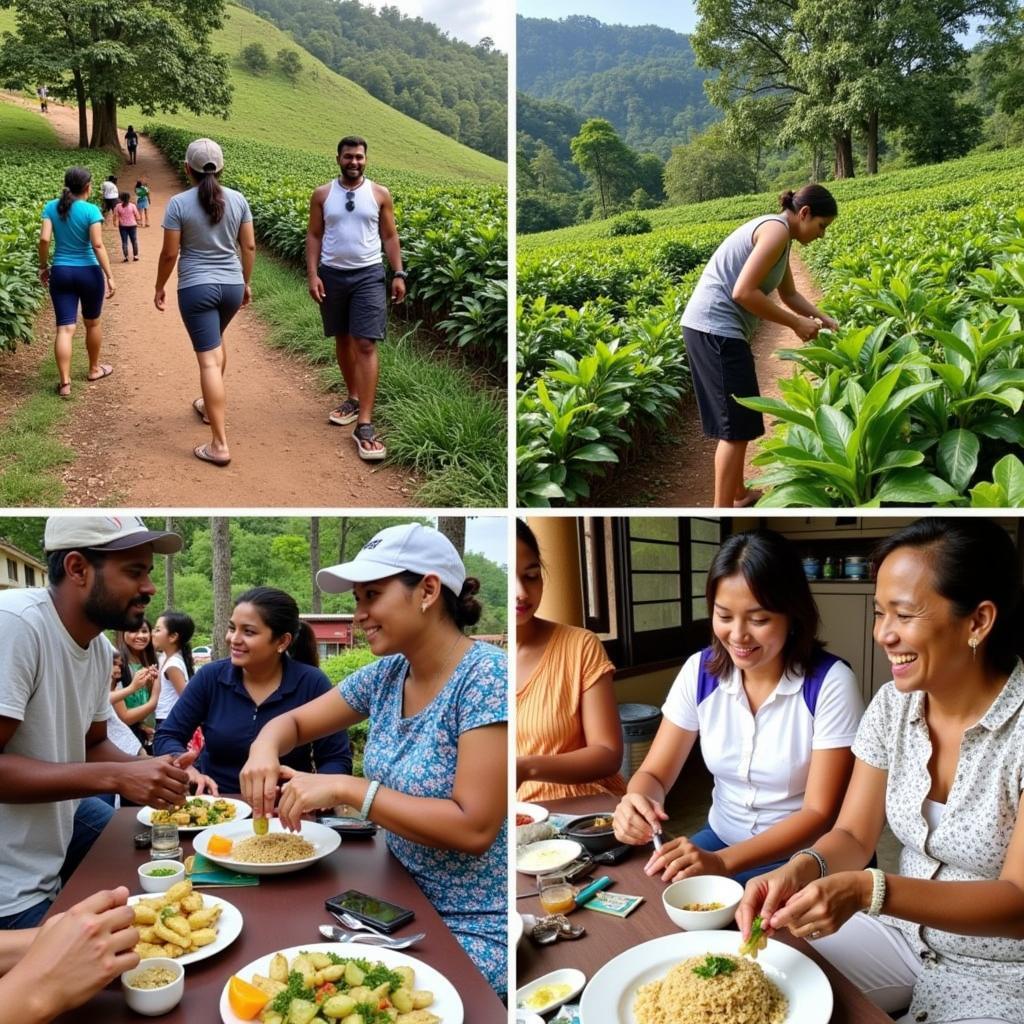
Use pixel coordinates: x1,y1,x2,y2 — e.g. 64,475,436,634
185,137,224,173
317,524,465,595
44,515,182,555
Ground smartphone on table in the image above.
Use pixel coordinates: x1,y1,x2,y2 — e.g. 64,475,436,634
324,889,415,933
316,813,378,838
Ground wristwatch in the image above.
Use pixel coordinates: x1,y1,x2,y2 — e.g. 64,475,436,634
392,270,408,279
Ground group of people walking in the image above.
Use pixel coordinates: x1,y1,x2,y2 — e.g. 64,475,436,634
38,130,405,467
0,517,507,1019
517,516,1024,1024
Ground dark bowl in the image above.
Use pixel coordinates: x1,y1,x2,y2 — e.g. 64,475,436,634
563,812,618,853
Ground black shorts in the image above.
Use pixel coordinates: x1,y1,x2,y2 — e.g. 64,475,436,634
683,326,765,441
317,263,387,340
103,197,118,214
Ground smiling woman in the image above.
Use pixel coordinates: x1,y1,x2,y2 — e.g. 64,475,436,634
737,517,1024,1024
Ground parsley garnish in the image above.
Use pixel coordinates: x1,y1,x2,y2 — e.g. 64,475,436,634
693,954,738,979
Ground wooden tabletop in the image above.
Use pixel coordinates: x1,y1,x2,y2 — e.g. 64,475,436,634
516,796,891,1024
49,808,505,1023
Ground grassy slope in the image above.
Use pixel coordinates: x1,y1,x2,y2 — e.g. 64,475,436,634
519,145,1024,251
0,3,503,184
0,99,58,146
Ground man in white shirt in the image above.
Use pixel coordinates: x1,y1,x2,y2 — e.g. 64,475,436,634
305,135,406,463
0,516,196,929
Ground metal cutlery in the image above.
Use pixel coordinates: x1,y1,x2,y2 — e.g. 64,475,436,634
332,909,388,935
318,924,424,949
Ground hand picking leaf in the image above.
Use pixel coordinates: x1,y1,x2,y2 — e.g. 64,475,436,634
739,916,768,958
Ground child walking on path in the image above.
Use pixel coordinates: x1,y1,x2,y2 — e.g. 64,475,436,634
115,193,140,262
135,179,151,228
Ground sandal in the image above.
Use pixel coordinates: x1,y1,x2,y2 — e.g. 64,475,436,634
192,397,210,425
733,488,763,508
352,422,386,462
86,364,113,382
55,381,71,399
328,396,360,426
194,443,231,467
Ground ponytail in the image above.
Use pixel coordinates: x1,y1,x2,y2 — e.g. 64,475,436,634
289,621,320,668
159,609,196,678
195,170,225,225
57,166,92,220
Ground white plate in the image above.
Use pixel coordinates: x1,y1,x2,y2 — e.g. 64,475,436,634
512,912,524,946
219,942,464,1024
128,892,243,967
579,931,832,1024
515,801,549,825
193,818,340,875
515,838,582,875
137,796,252,833
517,967,586,1015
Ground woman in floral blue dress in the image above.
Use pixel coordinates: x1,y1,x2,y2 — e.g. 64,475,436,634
240,524,508,993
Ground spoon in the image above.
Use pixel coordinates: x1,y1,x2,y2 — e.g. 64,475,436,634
318,925,424,949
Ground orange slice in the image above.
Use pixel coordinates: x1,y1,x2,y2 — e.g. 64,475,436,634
228,975,270,1020
208,834,233,855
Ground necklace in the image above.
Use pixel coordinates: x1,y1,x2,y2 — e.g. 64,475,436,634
409,632,464,691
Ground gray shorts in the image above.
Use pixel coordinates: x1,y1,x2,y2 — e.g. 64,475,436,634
318,263,387,340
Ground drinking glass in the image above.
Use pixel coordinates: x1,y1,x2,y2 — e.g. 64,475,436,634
150,822,181,860
537,872,576,915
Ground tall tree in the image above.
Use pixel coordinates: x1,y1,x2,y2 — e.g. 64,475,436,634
570,118,637,218
0,0,232,148
437,517,466,557
211,518,232,661
164,516,175,610
310,517,321,615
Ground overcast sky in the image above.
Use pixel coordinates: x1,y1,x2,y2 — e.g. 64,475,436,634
463,516,508,568
362,0,511,52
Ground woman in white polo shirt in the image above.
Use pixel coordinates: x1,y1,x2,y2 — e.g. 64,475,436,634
737,518,1024,1024
612,529,863,886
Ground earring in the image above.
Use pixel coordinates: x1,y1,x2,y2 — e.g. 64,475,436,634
969,636,979,660
420,604,427,614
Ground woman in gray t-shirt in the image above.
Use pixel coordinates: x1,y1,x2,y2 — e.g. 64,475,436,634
154,137,255,468
680,184,838,508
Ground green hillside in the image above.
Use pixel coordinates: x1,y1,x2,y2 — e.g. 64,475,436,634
0,2,504,184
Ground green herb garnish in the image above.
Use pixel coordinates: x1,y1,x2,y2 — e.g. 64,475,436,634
146,867,177,877
739,916,768,958
270,972,316,1015
693,955,738,979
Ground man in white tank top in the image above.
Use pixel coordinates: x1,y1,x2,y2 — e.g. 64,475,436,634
306,136,406,462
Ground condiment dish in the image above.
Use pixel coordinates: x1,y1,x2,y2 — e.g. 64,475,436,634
662,875,743,930
515,839,582,875
121,957,185,1015
137,859,185,893
516,967,586,1015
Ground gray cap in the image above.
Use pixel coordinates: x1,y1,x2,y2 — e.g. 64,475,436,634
317,523,465,595
44,515,182,555
185,137,224,174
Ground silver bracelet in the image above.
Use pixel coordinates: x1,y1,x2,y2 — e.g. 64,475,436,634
865,867,886,916
356,779,380,821
792,847,828,878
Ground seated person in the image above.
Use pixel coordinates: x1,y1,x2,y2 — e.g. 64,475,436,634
614,529,863,886
154,587,351,794
516,519,625,802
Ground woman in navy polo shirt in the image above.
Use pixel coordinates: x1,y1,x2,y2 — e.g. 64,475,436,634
153,587,351,793
612,529,863,886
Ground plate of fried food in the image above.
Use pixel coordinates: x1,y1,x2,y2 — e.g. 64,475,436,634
129,880,243,967
138,795,251,832
219,943,463,1024
193,818,341,876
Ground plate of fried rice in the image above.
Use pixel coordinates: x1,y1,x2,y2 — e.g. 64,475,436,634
192,818,341,875
579,931,832,1024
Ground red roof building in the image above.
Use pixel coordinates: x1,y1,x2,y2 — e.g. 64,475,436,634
300,614,354,658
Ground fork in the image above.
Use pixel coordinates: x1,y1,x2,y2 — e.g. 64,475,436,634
332,910,388,935
318,924,424,949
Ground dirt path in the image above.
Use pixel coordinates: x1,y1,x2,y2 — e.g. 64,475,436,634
4,97,414,507
592,253,821,508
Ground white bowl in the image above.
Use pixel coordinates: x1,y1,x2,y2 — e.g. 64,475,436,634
137,860,185,893
515,839,582,875
515,801,549,825
662,875,744,930
122,957,185,1016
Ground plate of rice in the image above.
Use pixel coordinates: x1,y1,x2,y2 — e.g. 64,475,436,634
193,818,341,875
579,931,832,1024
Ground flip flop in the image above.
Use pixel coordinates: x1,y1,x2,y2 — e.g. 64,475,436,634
733,489,763,508
328,396,360,426
55,381,71,399
192,397,210,425
86,364,114,382
194,443,230,467
352,423,386,462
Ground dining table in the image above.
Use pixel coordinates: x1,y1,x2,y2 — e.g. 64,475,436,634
48,806,506,1023
516,795,893,1024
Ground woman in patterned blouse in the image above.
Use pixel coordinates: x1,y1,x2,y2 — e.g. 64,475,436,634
239,524,508,993
737,517,1024,1024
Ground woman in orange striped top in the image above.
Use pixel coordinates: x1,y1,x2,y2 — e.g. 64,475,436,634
516,519,626,803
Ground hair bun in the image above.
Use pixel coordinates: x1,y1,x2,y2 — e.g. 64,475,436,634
779,189,796,211
455,577,482,628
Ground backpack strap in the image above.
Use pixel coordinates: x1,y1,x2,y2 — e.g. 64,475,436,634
801,649,847,715
696,647,719,705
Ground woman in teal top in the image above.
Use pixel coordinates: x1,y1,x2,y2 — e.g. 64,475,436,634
38,166,116,398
